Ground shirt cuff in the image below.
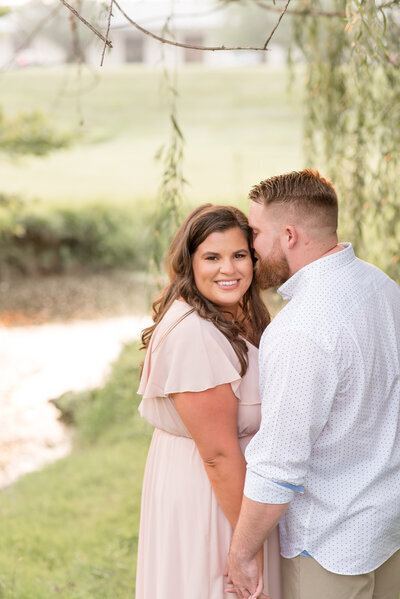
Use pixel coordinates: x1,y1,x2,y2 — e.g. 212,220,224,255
244,469,295,504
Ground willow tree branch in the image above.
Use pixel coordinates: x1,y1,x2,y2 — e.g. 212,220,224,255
100,0,114,66
113,0,287,51
59,0,113,48
263,0,292,49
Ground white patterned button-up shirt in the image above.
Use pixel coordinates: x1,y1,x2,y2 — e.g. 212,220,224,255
244,243,400,575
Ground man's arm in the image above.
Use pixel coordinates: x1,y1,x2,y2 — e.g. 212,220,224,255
245,329,339,502
227,497,288,599
227,329,339,597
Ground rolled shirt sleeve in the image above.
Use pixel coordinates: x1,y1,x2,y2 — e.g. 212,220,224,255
244,328,339,504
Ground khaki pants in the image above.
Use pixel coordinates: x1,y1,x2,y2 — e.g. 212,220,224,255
281,550,400,599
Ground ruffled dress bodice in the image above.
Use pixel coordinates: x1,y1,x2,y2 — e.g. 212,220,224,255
138,299,261,439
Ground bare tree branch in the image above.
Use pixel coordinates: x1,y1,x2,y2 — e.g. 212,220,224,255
113,0,287,51
59,0,112,48
263,0,292,49
100,0,114,66
59,0,399,57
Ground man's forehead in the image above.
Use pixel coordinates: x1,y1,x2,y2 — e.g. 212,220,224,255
249,201,271,224
249,200,264,216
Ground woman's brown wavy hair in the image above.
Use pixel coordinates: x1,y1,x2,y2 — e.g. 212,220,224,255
140,204,270,376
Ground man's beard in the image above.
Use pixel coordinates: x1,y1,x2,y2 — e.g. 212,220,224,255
255,243,291,290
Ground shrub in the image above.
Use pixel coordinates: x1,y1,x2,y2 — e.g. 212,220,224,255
0,200,153,276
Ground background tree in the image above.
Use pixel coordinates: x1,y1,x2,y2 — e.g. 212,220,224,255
289,0,400,278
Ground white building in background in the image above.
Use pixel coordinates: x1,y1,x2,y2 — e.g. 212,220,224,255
0,0,287,69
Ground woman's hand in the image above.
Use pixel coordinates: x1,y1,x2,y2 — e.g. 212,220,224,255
224,548,269,599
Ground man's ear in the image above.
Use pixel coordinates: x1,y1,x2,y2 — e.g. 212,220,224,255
284,225,298,249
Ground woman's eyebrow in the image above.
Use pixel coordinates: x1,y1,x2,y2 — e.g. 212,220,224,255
201,248,249,257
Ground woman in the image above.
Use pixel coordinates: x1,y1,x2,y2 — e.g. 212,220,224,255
137,204,282,599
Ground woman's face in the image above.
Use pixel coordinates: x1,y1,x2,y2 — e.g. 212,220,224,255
191,227,253,317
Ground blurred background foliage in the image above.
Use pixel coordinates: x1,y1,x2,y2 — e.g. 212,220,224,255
0,202,150,276
0,109,70,156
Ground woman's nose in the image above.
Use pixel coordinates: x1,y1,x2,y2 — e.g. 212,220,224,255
219,258,235,274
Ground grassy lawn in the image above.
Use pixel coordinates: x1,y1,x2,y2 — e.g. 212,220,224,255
0,343,151,599
0,64,303,209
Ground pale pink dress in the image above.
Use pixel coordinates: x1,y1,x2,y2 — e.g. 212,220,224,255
136,299,282,599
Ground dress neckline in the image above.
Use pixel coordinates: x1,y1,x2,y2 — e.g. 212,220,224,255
171,300,259,351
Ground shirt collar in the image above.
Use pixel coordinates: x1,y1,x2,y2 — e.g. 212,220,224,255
278,243,355,301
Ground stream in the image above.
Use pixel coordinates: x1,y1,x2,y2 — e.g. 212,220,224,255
0,315,151,489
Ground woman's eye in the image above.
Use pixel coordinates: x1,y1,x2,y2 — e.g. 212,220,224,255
235,253,247,259
205,256,218,261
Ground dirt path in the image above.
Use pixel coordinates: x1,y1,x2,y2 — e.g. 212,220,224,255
0,315,151,489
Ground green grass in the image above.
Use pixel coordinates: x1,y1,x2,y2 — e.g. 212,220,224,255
0,343,151,599
0,64,303,208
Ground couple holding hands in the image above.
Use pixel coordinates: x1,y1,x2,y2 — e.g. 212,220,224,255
136,169,400,599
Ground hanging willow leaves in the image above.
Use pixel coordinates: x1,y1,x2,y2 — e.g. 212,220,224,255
152,107,186,274
151,23,187,277
291,0,400,279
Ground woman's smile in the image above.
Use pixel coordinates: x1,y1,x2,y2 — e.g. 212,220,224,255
215,279,240,289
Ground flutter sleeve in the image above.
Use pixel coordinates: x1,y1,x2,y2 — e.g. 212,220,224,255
138,308,242,400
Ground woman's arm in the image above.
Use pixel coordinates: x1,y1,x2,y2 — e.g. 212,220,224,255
173,383,245,528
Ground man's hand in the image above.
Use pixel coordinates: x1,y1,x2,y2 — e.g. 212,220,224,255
225,549,265,599
225,496,288,598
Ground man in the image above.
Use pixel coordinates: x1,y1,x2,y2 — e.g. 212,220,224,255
227,170,400,599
